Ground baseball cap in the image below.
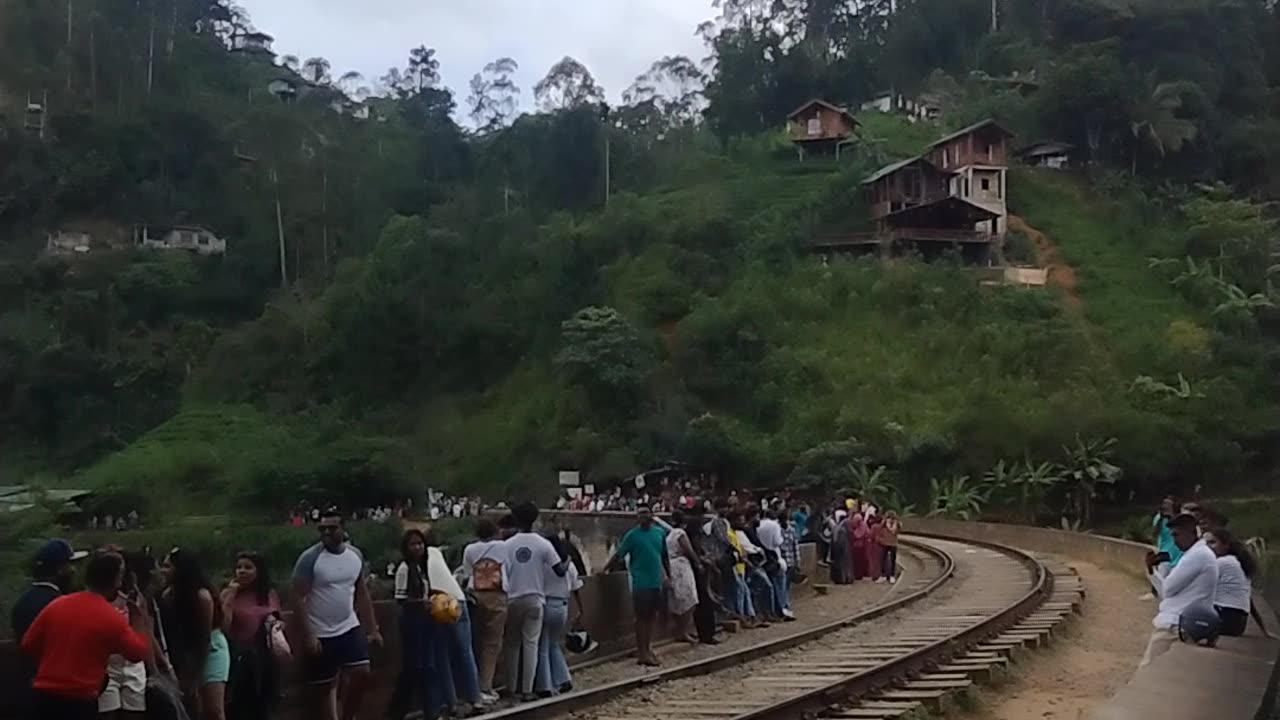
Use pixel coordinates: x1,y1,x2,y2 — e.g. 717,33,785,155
34,539,88,568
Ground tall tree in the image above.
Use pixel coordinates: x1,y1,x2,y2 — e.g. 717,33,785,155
534,57,604,112
622,56,706,128
301,56,331,85
468,57,521,129
406,45,440,94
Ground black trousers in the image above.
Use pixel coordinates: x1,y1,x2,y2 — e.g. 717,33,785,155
1217,605,1248,637
693,566,718,643
32,691,97,720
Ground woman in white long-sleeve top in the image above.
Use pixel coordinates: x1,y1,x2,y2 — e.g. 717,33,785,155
1205,528,1267,638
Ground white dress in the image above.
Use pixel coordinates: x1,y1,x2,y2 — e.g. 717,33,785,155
666,528,699,616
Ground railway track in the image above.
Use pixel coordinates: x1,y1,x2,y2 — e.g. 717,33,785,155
477,534,1082,720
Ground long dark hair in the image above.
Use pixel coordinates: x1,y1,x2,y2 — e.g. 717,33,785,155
400,529,429,599
236,551,274,606
1210,528,1258,578
165,548,223,644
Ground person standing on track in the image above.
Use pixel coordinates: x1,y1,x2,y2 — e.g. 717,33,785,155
459,518,509,704
22,550,152,720
502,502,567,701
12,539,87,717
291,511,383,720
664,509,703,641
606,504,670,666
875,512,901,583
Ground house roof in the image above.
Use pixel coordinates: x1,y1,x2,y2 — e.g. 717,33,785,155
1014,141,1074,157
884,195,1000,226
787,98,858,124
927,119,1015,149
862,155,950,185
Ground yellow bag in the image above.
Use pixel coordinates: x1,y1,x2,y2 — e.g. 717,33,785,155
429,592,462,624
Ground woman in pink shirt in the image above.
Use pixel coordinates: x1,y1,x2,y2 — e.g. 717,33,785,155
220,552,282,720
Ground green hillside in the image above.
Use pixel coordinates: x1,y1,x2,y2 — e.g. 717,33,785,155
2,0,1279,524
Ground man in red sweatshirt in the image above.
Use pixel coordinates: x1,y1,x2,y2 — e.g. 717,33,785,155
22,550,152,720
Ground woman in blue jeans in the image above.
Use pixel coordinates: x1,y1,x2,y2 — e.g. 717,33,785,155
391,530,485,719
535,535,579,696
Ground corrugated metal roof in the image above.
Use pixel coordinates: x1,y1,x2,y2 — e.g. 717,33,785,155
862,155,948,185
926,119,1015,149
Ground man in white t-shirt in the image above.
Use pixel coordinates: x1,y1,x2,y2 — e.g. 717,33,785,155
1141,512,1218,668
502,503,566,701
292,511,383,720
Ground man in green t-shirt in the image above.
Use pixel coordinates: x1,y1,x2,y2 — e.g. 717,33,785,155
606,504,670,666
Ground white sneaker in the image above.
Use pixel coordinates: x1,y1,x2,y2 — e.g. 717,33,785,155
889,576,897,584
1139,592,1154,601
479,692,500,706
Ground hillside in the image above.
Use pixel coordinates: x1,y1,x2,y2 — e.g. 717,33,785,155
2,0,1279,522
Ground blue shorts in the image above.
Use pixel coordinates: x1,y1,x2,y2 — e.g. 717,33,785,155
303,626,370,685
203,630,231,684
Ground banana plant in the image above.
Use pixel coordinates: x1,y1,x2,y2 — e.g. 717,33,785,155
927,475,989,520
1061,436,1123,527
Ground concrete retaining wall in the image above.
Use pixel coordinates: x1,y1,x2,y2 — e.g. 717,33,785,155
905,518,1280,720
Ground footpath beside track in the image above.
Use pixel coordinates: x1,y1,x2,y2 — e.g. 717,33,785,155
475,533,1083,720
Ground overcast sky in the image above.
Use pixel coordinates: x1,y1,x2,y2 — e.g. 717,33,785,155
238,1,717,110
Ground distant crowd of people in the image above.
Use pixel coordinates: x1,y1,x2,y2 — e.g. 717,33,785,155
556,473,714,513
86,510,142,532
1140,496,1269,667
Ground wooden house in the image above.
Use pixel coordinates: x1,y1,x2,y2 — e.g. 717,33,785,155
231,32,275,55
926,119,1013,235
1015,141,1074,170
786,99,858,160
816,120,1015,265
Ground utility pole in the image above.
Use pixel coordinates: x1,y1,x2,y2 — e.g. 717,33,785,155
273,167,288,288
601,103,612,209
991,0,998,32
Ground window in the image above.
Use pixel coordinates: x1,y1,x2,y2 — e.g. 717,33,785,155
807,117,821,135
963,178,970,196
981,178,991,192
941,147,950,168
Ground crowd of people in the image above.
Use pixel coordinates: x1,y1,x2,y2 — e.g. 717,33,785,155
49,484,1280,720
556,472,715,513
1139,496,1270,667
810,499,902,585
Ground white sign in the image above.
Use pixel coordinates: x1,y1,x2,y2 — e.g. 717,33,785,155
584,484,595,496
558,471,581,487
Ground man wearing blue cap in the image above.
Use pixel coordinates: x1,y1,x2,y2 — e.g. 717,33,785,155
11,539,88,714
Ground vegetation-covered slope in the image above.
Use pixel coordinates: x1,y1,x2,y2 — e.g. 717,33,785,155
2,0,1279,521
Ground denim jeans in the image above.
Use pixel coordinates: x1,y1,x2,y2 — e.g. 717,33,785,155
768,568,790,612
503,595,545,695
534,597,572,693
881,546,898,579
746,566,776,618
423,615,455,719
447,602,482,705
726,571,756,618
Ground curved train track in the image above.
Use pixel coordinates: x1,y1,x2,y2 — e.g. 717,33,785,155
474,533,1083,720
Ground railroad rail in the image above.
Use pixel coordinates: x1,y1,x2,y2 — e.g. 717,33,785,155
473,533,1081,720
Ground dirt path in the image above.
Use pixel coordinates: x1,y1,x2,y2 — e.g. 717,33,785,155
1009,214,1083,311
956,559,1151,720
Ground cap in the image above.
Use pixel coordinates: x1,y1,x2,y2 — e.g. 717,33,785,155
34,539,88,569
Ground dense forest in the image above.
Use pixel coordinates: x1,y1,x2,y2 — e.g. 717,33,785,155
1,0,1279,523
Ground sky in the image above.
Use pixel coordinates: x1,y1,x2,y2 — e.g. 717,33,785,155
237,1,719,110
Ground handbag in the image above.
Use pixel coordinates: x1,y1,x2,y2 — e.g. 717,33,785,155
265,615,292,661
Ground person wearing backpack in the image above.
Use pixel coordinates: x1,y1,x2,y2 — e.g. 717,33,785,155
460,518,510,704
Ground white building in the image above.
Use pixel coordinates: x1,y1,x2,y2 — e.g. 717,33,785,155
139,225,227,256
